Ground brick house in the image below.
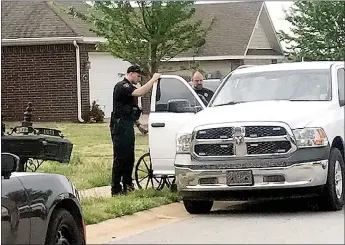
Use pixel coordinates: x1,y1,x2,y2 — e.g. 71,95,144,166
1,1,284,122
1,1,102,122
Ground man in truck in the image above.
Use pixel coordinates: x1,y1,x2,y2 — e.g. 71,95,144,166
191,71,214,105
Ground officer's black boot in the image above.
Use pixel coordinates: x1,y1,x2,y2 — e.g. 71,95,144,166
111,184,123,196
123,183,135,194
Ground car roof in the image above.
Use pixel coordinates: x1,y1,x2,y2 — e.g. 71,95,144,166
203,79,221,82
233,61,344,75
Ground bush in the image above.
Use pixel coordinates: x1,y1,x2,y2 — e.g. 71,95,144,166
83,101,105,123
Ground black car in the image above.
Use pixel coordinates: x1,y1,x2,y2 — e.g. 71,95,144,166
1,152,86,245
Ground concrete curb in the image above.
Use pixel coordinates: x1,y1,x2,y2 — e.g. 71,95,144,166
81,186,244,243
84,194,243,244
86,202,190,244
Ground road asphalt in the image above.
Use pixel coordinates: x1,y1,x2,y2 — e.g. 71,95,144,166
108,198,344,244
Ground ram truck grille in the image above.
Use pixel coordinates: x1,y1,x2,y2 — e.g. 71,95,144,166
196,127,233,139
246,141,291,155
193,124,294,158
245,126,287,137
194,144,234,156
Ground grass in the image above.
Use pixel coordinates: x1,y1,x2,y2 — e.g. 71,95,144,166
4,120,182,224
81,188,181,225
4,120,149,190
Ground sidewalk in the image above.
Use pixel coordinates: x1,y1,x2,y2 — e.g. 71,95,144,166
81,185,240,244
86,202,189,244
79,185,189,244
79,185,111,198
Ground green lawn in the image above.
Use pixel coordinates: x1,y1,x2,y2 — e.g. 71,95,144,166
81,188,181,225
3,121,181,224
4,121,149,190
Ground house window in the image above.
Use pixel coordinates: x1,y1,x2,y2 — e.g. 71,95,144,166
271,59,277,64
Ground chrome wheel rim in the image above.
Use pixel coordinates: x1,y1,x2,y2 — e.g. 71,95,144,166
56,225,71,245
334,160,343,199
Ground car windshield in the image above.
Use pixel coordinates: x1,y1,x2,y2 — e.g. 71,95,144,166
210,69,332,107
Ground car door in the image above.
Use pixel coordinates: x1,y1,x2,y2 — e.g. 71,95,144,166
1,174,31,244
148,75,206,175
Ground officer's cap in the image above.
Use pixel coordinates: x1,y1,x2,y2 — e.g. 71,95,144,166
127,65,143,74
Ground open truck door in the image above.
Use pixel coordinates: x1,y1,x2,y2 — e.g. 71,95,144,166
148,75,206,175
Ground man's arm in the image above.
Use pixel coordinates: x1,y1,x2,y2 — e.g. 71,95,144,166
132,73,161,97
135,120,148,135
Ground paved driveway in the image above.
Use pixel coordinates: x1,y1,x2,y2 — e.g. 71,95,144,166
109,198,344,244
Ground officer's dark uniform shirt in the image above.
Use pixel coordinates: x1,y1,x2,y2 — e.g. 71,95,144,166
112,78,138,120
195,87,214,104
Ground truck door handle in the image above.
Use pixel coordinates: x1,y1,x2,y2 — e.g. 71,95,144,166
151,123,165,128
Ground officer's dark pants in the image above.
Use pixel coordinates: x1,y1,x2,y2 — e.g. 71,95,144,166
110,118,135,194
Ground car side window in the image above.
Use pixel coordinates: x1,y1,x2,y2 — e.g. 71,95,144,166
337,68,344,105
155,78,202,112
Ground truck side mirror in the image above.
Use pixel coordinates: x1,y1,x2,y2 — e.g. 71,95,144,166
195,106,203,113
167,99,195,113
1,153,19,179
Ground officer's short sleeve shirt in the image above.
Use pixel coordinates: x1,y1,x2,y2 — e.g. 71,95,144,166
120,81,137,97
112,78,137,119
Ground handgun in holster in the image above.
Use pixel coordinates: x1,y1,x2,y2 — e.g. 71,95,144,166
131,105,142,121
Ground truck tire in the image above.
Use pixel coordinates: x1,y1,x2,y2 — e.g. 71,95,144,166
45,208,85,245
319,148,345,211
183,199,213,214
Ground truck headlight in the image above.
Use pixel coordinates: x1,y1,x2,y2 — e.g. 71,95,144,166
292,128,328,148
176,133,192,153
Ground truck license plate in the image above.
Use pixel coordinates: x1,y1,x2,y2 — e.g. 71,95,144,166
226,170,253,186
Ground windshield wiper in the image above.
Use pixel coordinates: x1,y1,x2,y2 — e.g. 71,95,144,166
213,101,242,107
285,99,315,101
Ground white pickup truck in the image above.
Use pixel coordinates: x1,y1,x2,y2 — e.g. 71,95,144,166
148,61,344,214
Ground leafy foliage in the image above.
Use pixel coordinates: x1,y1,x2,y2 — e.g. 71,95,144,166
278,1,345,61
83,101,105,123
64,1,215,76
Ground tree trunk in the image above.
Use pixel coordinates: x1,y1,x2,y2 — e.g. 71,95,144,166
150,44,159,75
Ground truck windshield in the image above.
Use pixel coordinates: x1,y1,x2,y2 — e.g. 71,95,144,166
210,69,332,107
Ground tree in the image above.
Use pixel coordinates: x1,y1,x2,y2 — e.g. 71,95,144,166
278,1,345,61
62,1,215,78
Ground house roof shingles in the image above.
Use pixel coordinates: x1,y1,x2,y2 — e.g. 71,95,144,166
2,1,280,57
1,1,96,39
179,1,263,57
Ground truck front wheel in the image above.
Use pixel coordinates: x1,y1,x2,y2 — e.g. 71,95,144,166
319,148,345,211
183,199,213,214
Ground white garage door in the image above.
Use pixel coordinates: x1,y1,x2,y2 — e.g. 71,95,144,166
88,52,131,118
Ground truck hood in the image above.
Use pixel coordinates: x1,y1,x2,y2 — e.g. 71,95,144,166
182,100,333,132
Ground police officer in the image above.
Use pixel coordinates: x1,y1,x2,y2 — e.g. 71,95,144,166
110,65,161,196
191,71,214,105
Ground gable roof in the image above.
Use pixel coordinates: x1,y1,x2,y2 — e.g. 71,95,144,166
1,1,96,39
177,1,264,57
1,1,283,59
171,1,284,60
